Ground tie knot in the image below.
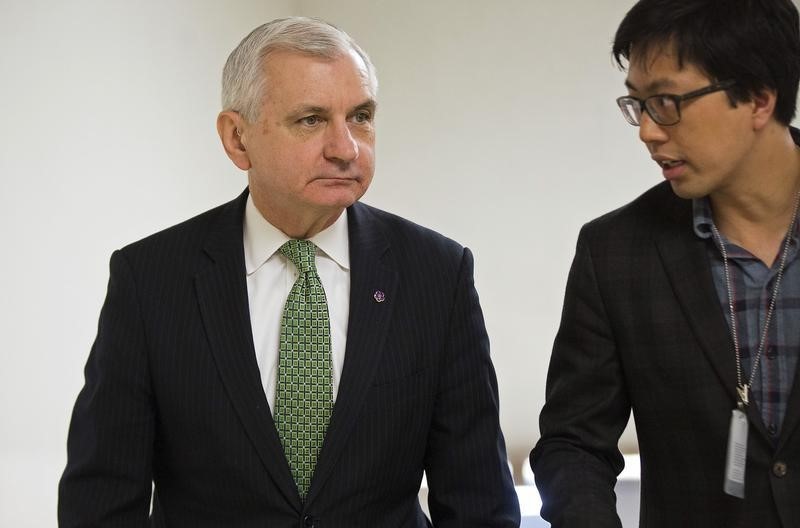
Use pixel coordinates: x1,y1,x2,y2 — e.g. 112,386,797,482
280,239,317,275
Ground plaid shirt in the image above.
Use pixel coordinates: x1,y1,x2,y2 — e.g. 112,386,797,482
693,197,800,439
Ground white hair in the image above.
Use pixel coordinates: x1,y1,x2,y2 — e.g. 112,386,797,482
221,17,378,123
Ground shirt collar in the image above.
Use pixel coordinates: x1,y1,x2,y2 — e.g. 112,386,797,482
692,196,715,240
692,194,800,265
693,126,800,244
243,194,350,275
693,198,800,240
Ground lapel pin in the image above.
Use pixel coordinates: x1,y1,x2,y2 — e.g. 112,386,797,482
373,290,386,303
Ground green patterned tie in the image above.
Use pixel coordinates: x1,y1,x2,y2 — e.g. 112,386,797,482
275,239,333,500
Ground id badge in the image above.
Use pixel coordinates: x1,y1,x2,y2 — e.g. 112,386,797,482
723,408,748,498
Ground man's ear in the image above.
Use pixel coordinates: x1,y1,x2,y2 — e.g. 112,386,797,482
750,88,778,131
217,111,251,171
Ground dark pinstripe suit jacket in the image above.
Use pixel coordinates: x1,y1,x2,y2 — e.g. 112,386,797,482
59,190,520,527
531,181,800,528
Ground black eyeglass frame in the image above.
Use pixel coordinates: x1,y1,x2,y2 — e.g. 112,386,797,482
616,80,736,126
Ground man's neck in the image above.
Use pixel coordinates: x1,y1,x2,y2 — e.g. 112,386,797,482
253,199,345,240
711,126,800,267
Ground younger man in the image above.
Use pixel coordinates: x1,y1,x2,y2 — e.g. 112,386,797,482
532,1,800,526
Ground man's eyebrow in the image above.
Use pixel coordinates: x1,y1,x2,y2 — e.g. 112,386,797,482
290,105,327,116
351,99,377,113
287,100,377,118
624,78,677,94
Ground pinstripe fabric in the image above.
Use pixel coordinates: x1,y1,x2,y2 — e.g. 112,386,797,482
59,189,519,527
532,181,800,528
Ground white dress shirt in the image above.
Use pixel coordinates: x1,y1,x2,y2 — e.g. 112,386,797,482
243,195,350,413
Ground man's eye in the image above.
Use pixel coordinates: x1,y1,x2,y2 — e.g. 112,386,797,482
300,115,320,126
353,111,372,123
651,96,675,110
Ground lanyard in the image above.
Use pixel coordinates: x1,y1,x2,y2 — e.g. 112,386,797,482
710,190,800,408
716,190,800,499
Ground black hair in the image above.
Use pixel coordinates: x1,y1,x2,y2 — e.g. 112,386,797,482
613,0,800,125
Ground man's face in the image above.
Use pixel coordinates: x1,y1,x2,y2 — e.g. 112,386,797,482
625,45,757,199
241,50,376,227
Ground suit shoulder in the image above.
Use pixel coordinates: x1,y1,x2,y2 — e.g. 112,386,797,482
582,181,689,239
118,192,245,262
353,202,465,258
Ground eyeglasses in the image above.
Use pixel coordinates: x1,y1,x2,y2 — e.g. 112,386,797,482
616,80,736,126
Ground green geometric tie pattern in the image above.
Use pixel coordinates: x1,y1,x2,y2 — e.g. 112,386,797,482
274,239,333,500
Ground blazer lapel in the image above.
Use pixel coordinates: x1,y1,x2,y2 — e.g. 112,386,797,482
655,196,771,439
655,198,739,402
193,190,301,510
777,365,800,451
777,127,800,448
306,202,399,504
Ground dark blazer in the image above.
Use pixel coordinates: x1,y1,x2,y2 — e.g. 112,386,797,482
59,190,519,527
531,181,800,528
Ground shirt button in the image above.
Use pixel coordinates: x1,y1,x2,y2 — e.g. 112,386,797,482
773,461,788,478
303,515,315,527
768,423,778,436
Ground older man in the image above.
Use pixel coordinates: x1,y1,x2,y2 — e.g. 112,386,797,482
59,17,519,527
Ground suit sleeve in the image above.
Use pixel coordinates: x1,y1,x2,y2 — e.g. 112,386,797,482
424,247,521,527
530,227,628,528
58,250,154,527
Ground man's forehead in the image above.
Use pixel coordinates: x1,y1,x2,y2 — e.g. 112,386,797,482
627,40,680,74
625,41,703,92
265,48,374,95
624,75,679,94
344,48,369,75
344,48,375,98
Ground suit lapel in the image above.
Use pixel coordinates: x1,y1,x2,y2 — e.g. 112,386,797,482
193,190,301,510
655,197,739,401
306,202,399,504
777,359,800,450
654,195,771,439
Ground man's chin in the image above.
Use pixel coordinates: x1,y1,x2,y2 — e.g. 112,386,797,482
310,185,369,209
668,180,706,201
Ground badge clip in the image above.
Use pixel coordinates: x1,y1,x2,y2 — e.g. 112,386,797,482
736,384,749,410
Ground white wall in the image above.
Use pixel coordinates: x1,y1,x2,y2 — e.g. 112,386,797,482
4,1,799,525
0,1,294,525
298,0,653,468
299,0,800,473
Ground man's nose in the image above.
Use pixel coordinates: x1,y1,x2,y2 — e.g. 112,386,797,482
638,111,669,145
324,121,359,165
